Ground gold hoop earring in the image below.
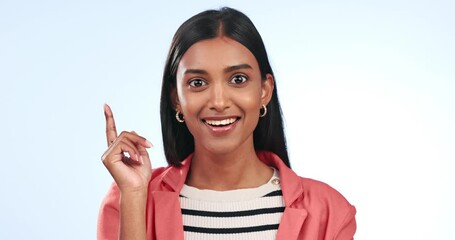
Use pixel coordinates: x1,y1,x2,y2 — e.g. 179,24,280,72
175,110,185,123
259,105,267,118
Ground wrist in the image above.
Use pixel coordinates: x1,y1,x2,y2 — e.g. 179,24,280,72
119,185,148,195
120,187,148,202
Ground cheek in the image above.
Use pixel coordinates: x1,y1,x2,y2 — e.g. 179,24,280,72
176,85,194,111
236,87,263,110
179,92,203,119
243,98,260,111
175,83,186,106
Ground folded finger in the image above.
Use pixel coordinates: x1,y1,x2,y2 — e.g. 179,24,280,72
128,131,153,167
129,131,153,148
102,139,140,165
118,137,142,162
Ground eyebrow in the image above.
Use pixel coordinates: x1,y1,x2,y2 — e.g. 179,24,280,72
224,64,252,73
184,64,253,75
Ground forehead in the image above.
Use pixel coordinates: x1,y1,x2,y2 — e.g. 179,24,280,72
177,37,259,72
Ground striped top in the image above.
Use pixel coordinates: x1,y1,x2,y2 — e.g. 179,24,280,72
179,169,285,240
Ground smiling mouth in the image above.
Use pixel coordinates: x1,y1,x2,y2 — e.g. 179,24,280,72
203,117,240,127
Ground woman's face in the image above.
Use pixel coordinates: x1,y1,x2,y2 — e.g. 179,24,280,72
175,37,273,155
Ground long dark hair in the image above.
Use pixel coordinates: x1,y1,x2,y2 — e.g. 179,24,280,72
160,7,290,168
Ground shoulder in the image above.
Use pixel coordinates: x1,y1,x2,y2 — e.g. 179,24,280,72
264,151,355,213
258,151,357,238
150,166,168,181
301,177,351,204
292,177,357,238
294,176,355,213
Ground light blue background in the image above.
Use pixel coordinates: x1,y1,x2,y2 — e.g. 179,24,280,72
1,0,453,239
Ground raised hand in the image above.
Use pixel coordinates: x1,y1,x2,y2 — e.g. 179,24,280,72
101,104,153,193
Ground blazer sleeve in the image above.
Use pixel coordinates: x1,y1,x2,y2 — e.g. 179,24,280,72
97,182,120,240
334,205,357,240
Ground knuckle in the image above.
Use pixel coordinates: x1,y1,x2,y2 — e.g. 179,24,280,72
106,123,116,130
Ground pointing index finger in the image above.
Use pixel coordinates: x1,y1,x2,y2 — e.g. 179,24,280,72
104,103,118,147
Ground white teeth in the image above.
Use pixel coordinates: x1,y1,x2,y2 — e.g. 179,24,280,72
205,118,237,126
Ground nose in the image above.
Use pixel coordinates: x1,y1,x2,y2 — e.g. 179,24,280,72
208,82,230,112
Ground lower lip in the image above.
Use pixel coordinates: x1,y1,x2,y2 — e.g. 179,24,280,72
205,120,238,134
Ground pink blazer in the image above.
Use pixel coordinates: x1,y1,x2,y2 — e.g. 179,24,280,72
98,151,356,239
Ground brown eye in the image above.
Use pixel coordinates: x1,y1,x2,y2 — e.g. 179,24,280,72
230,74,248,84
189,79,206,88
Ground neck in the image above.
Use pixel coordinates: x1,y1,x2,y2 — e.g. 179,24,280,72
186,145,272,191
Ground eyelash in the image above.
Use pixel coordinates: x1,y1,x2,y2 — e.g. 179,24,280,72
230,74,248,85
187,74,249,88
188,78,207,88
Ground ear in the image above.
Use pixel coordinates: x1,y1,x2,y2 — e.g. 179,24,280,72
261,73,274,106
170,87,181,111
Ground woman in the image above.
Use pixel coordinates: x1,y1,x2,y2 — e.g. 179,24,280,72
98,7,356,240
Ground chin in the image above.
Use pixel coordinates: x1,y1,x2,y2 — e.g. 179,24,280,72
207,145,237,155
201,140,240,156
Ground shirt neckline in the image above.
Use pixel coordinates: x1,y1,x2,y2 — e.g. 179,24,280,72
180,168,281,202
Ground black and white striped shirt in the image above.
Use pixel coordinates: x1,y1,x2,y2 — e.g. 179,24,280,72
179,169,285,240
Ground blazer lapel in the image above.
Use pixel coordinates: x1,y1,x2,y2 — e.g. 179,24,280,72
257,152,308,240
148,152,309,239
276,207,308,240
152,191,184,240
147,155,193,240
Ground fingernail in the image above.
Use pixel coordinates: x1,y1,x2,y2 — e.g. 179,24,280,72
139,155,144,164
146,140,153,148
